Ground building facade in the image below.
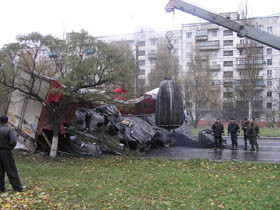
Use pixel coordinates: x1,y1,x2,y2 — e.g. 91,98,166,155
99,13,280,121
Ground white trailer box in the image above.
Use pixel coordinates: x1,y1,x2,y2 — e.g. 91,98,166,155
7,69,51,151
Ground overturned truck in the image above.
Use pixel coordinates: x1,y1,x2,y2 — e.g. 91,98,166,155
8,69,209,157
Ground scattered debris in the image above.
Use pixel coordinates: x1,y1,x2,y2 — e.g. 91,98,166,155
198,129,227,148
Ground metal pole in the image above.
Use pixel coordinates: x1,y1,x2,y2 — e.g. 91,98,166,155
135,44,139,96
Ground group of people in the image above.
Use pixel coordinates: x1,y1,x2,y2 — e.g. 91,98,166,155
211,117,260,151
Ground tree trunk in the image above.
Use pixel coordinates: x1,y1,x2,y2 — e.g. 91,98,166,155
248,98,253,119
194,120,198,128
49,122,59,158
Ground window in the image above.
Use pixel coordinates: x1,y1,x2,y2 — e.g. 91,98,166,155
150,60,156,64
139,69,145,75
267,103,272,109
150,50,156,55
174,49,178,54
138,60,145,65
223,61,233,66
150,39,157,46
239,49,246,55
267,26,273,33
138,79,145,87
211,30,217,37
267,91,272,97
127,40,134,45
223,82,233,88
267,113,272,119
212,72,218,77
267,59,272,65
256,25,264,31
42,49,48,54
186,32,192,38
212,51,218,56
235,80,244,86
138,50,145,56
223,40,233,46
224,92,233,98
267,70,272,76
223,50,233,56
240,71,247,76
212,80,220,86
186,52,192,57
223,30,233,36
137,41,145,46
223,71,233,77
173,39,178,44
267,80,272,87
267,48,272,55
254,102,263,110
256,80,264,87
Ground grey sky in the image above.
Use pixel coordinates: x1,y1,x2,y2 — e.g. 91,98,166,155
1,0,280,47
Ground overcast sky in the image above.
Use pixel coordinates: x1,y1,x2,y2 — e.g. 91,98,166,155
1,0,280,47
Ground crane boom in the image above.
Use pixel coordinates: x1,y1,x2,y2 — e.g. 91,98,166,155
166,0,280,50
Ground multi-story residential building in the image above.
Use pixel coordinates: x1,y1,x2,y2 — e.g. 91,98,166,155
99,13,280,121
100,29,182,94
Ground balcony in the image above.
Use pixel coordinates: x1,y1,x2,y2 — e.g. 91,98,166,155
223,80,234,89
195,35,208,41
255,85,265,91
254,95,263,101
210,65,220,71
236,63,263,70
223,77,234,82
197,40,219,50
195,30,208,41
148,52,156,59
237,43,263,49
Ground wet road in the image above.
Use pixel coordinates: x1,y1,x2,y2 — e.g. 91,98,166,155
146,138,280,163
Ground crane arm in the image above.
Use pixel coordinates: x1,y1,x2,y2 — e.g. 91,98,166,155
166,0,280,50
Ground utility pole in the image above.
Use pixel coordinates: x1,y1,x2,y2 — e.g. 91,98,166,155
165,31,174,78
135,44,139,96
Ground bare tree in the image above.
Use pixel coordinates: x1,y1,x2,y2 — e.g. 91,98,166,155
236,1,265,119
181,46,221,128
147,40,180,90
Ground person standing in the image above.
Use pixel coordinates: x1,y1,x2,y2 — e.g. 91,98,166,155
211,118,224,150
0,116,23,192
248,118,260,152
228,118,240,150
242,118,250,150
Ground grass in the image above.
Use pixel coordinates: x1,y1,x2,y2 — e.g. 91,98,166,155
259,128,280,137
190,126,280,137
1,151,280,209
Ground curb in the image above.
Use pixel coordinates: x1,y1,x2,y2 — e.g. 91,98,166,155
193,135,280,140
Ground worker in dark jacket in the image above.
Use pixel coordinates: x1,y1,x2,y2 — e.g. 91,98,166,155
228,118,240,150
242,117,250,150
211,118,224,150
0,116,23,192
248,118,260,152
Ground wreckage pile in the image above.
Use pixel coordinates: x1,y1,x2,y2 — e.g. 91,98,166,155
54,80,226,157
64,104,194,156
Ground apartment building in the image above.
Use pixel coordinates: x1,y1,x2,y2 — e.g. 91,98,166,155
99,13,280,121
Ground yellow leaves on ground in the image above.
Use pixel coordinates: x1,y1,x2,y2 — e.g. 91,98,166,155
0,186,56,210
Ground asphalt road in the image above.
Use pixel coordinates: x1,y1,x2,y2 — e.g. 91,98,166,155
146,137,280,163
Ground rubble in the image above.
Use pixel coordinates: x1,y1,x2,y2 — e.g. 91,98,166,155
198,129,227,148
7,69,222,157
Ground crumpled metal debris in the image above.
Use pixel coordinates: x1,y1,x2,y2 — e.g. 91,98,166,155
198,129,227,148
